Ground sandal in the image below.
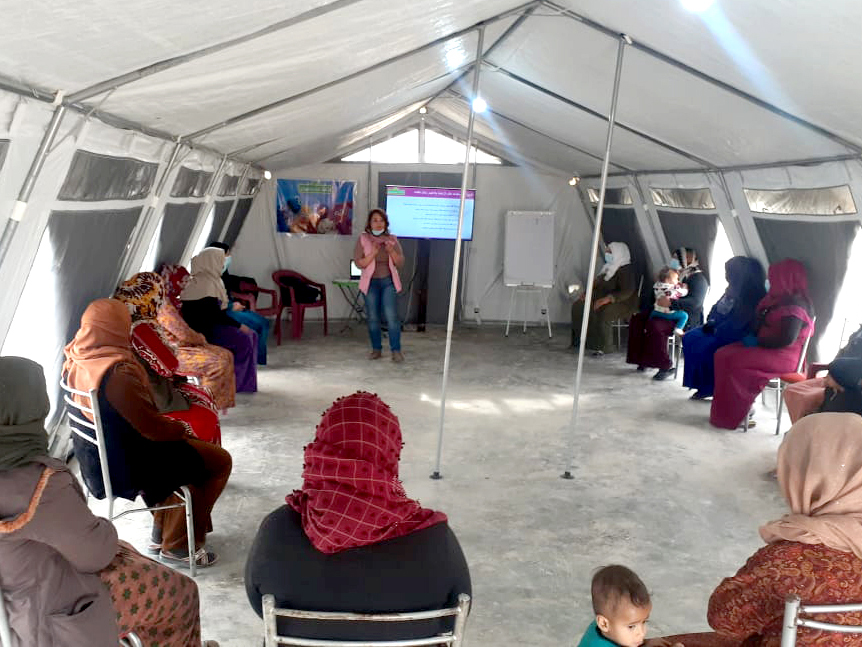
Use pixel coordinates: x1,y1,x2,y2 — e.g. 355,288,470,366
203,641,220,647
146,542,161,556
160,547,218,569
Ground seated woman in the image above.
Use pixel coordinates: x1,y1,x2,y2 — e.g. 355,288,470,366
783,323,862,422
180,247,257,393
245,392,471,641
571,242,639,356
0,356,217,647
64,298,232,567
159,263,236,410
710,259,814,429
626,247,710,380
682,257,766,399
707,413,862,645
206,241,270,366
114,272,221,445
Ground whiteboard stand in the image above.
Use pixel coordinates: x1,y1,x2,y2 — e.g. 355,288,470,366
505,284,552,338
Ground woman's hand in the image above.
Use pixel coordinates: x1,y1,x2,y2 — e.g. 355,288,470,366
232,301,245,311
742,334,758,347
825,374,845,393
239,324,253,335
593,295,613,310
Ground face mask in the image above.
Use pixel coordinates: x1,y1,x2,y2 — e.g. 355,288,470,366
371,228,385,236
669,258,682,271
604,252,614,263
223,256,232,272
764,279,771,292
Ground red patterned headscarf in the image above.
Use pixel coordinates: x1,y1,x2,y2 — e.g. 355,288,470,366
159,264,190,308
286,391,447,554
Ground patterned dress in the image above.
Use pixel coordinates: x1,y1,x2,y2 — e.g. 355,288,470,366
707,541,862,647
158,302,236,410
100,542,202,647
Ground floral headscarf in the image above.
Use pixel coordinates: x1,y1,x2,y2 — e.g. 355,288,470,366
114,272,165,322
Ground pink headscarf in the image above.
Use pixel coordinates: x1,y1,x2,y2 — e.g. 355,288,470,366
757,258,811,313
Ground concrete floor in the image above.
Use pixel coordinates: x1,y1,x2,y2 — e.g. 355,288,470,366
106,322,788,647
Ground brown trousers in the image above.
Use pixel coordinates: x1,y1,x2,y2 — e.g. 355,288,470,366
153,438,232,551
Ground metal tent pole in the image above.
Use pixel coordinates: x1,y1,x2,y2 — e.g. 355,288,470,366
563,34,629,480
0,101,67,272
431,26,485,480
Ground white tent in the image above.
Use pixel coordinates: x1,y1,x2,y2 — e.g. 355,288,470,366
1,0,861,443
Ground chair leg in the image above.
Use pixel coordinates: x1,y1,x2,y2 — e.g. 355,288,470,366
323,302,328,336
178,485,196,578
775,383,785,436
275,308,283,346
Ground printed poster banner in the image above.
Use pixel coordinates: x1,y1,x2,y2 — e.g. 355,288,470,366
276,179,354,235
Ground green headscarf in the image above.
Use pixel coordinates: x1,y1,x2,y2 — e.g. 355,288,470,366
0,356,50,471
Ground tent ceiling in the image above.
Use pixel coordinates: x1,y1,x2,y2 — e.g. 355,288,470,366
1,0,860,174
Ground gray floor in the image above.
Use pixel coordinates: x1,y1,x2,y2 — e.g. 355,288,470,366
107,322,787,647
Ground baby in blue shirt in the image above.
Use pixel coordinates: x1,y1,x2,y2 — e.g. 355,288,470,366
577,565,675,647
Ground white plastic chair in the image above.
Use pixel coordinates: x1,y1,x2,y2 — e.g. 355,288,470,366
781,595,862,647
59,379,197,577
262,593,471,647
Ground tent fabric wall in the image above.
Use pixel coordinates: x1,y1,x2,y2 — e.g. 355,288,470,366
598,207,650,306
156,202,202,267
231,162,590,325
224,198,254,247
657,210,719,283
208,200,235,243
753,217,859,360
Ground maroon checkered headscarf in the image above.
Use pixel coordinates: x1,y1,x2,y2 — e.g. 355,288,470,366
286,391,447,554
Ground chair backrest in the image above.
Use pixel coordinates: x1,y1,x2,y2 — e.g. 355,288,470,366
59,379,116,517
796,316,817,373
262,594,471,647
781,595,862,647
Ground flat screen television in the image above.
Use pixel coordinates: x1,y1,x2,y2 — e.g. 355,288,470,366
384,185,475,240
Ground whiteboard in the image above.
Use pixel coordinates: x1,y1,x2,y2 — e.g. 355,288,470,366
504,211,555,287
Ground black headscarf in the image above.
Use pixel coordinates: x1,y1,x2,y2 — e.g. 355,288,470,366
0,356,50,471
714,256,766,327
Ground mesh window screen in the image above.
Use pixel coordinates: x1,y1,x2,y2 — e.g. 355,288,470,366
171,167,213,198
600,207,650,306
218,174,240,196
207,200,234,243
0,139,9,174
58,150,158,201
754,217,860,358
156,202,201,266
658,210,719,283
224,198,253,246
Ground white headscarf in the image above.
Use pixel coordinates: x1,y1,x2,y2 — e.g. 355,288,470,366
599,241,632,280
180,247,228,307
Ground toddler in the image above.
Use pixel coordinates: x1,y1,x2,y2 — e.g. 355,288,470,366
577,565,658,647
651,267,689,335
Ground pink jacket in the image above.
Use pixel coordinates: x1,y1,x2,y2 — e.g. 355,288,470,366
358,232,402,295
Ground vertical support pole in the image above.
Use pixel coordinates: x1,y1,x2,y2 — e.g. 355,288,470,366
0,101,67,271
563,34,629,479
432,27,485,480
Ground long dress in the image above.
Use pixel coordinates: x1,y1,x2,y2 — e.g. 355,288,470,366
158,302,237,410
571,264,639,353
625,312,676,370
710,303,813,429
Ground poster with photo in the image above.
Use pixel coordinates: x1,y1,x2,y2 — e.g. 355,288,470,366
276,179,354,235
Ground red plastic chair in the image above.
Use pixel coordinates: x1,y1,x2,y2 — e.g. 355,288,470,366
271,270,328,343
230,279,279,318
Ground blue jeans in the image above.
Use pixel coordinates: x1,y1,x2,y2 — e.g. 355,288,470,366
364,277,400,351
650,309,688,330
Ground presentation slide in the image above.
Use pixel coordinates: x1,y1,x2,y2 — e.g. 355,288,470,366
385,186,475,240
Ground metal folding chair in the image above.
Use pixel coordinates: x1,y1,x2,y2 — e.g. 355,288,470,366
262,593,471,647
764,316,816,435
781,595,862,647
59,379,197,577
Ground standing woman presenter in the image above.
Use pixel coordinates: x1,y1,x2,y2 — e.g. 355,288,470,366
353,209,405,362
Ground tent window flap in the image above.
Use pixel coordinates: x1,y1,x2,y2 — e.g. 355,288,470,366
218,174,240,197
207,200,234,243
156,202,200,266
651,187,716,210
588,187,633,206
224,198,253,247
744,186,857,216
657,210,719,283
58,150,158,201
